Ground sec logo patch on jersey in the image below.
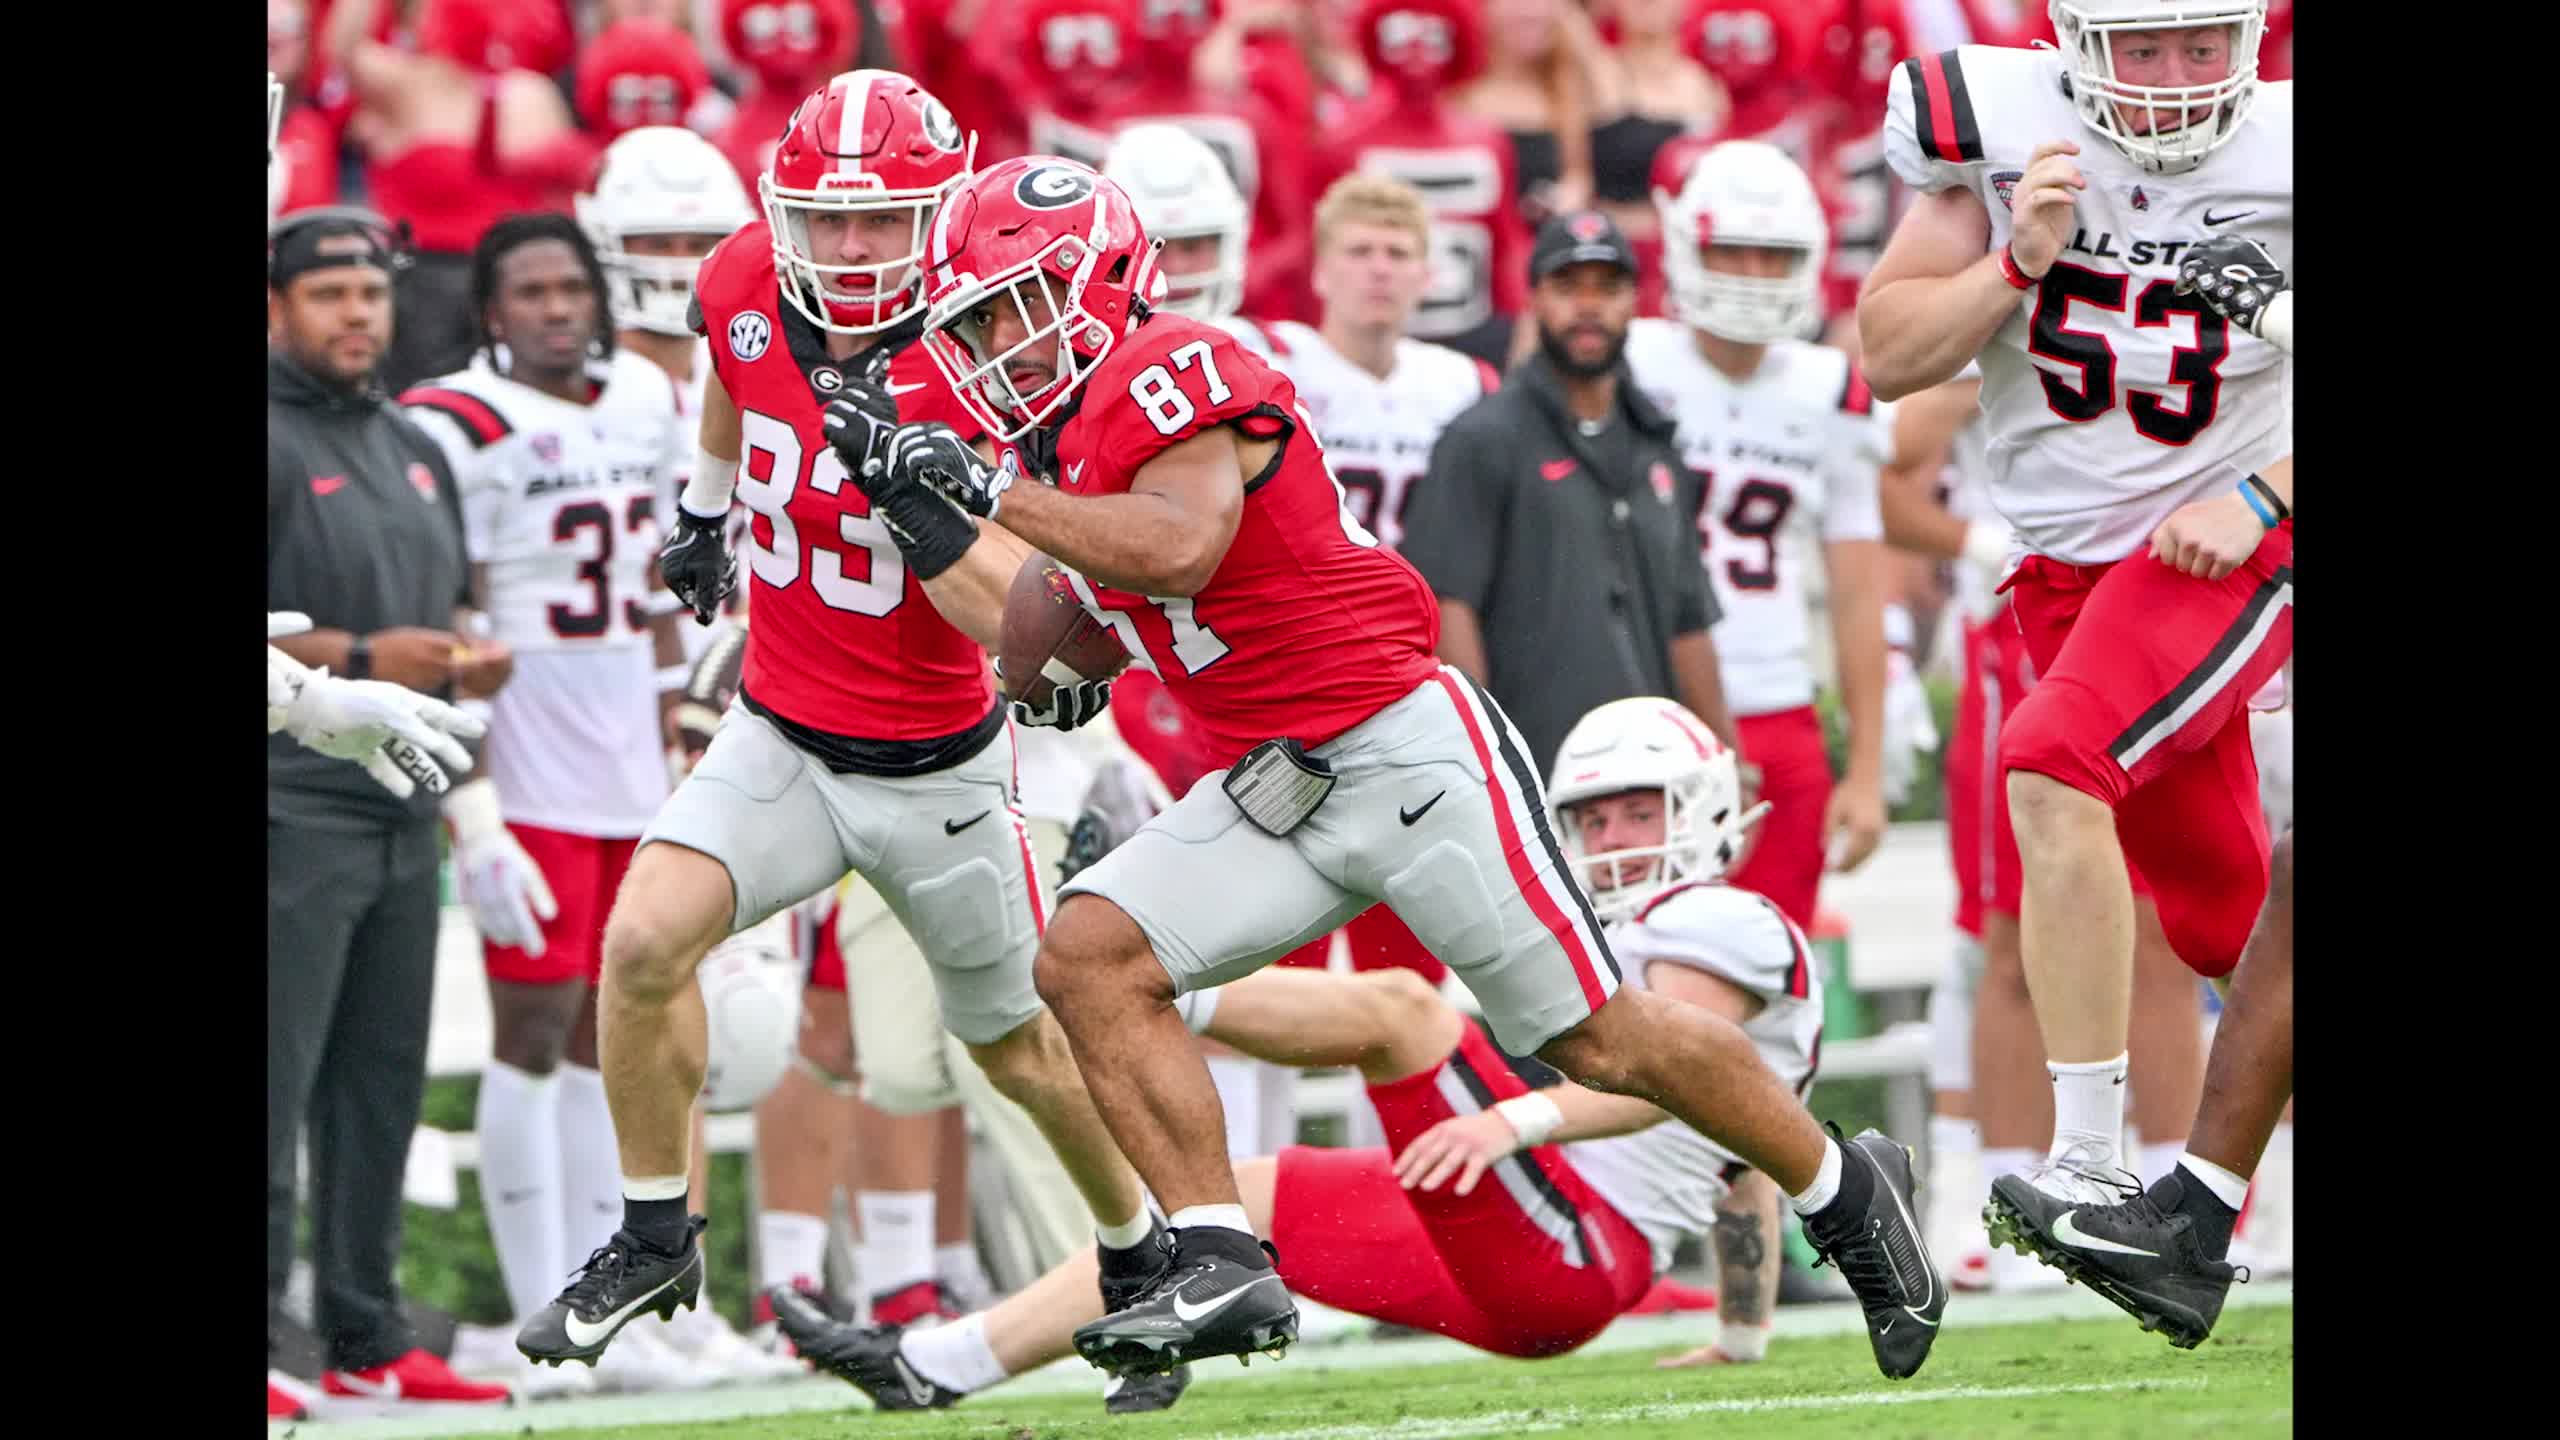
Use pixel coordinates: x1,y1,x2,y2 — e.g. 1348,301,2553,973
729,310,772,362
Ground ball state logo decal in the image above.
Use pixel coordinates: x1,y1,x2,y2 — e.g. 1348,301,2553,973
1649,462,1674,506
1568,211,1609,243
1989,170,2022,209
408,462,439,504
729,310,772,362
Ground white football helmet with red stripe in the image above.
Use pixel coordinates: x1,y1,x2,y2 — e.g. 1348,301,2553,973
2048,0,2267,174
761,69,975,335
1654,140,1828,345
1546,698,1769,922
1101,124,1247,322
920,156,1163,442
580,127,756,338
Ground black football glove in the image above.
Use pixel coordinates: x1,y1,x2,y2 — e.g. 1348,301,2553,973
656,504,738,626
2176,235,2287,337
891,422,1016,520
829,413,980,581
993,658,1114,732
820,373,904,488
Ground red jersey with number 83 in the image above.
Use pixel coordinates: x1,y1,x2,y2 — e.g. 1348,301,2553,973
695,221,996,742
1048,315,1440,764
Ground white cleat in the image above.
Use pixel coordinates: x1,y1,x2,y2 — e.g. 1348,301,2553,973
588,1319,719,1394
2016,1140,2141,1209
660,1302,809,1384
450,1323,596,1402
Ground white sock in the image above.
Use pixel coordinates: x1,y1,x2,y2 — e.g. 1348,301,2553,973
2178,1152,2252,1211
1205,1056,1264,1160
758,1210,831,1295
855,1190,937,1295
555,1064,624,1258
2046,1052,2129,1166
1929,1115,1981,1165
1787,1138,1845,1217
623,1174,689,1201
1166,1203,1254,1238
1095,1207,1155,1251
936,1243,993,1311
1256,1062,1301,1152
477,1061,566,1322
1982,1146,2037,1182
898,1312,1008,1394
2138,1140,2187,1189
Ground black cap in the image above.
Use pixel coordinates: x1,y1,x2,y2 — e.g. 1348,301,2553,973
1530,210,1637,283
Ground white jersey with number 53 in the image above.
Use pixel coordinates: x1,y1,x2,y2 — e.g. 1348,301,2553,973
1883,46,2293,565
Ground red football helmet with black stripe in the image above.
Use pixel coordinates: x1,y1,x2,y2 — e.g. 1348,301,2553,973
919,157,1162,442
762,70,976,335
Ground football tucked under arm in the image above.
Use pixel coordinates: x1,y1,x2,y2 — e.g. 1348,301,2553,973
998,553,1134,709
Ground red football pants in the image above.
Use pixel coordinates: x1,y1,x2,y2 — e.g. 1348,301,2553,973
1725,706,1831,932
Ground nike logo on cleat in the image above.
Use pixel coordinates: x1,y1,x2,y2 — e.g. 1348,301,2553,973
891,1353,938,1406
944,810,991,835
2202,209,2258,226
561,1270,687,1348
2052,1209,2160,1257
1170,1274,1279,1324
1399,792,1446,826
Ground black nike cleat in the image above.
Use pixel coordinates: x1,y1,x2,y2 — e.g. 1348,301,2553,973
1802,1128,1948,1379
516,1217,705,1367
1072,1229,1298,1377
1103,1363,1192,1414
766,1286,959,1410
1984,1169,2247,1348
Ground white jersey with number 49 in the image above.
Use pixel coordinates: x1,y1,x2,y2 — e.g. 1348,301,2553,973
1625,323,1892,717
1263,320,1498,552
1884,47,2294,566
403,349,686,835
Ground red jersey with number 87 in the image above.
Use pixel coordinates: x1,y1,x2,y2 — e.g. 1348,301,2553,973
694,221,996,742
1048,315,1440,764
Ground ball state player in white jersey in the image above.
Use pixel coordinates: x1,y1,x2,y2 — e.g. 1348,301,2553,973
835,154,1945,1382
513,72,1154,1374
1625,139,1898,936
764,698,1825,1406
1857,0,2293,1322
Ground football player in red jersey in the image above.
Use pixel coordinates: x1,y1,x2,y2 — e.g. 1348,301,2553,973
514,73,1152,1376
857,155,1946,1382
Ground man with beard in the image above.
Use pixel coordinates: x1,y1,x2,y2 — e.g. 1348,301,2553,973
1400,209,1742,775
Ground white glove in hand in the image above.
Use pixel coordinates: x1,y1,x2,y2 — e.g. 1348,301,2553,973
1880,648,1940,809
273,649,488,798
446,778,559,954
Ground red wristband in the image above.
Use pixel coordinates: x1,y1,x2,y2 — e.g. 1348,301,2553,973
1997,246,2037,291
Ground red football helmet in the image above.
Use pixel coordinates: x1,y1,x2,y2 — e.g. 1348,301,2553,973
575,20,710,139
762,70,977,335
1134,0,1222,64
920,157,1163,442
1818,0,1913,115
1683,0,1818,114
720,0,854,87
1022,0,1139,112
1359,0,1488,96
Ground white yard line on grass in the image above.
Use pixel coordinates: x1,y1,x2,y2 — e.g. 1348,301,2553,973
276,1279,2290,1439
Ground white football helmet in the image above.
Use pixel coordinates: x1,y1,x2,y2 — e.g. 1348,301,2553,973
2048,1,2267,175
577,126,756,338
1654,141,1827,345
696,919,802,1112
1101,123,1249,321
1546,698,1771,923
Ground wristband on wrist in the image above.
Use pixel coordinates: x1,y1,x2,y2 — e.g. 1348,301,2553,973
1493,1092,1565,1149
2241,472,2290,524
681,452,739,519
2235,481,2277,530
345,635,372,680
1997,245,2038,291
1714,1320,1774,1363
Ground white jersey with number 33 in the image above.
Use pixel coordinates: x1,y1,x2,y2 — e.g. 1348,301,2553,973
1884,47,2294,565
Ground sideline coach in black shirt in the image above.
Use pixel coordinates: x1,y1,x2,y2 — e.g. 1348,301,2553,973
266,209,510,1388
1402,211,1744,777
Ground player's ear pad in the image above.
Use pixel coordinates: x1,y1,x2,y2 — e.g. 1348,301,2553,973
1377,842,1502,976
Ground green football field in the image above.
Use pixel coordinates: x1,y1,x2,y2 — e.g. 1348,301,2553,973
277,1282,2291,1440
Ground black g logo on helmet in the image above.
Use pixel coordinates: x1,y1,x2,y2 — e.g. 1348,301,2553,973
1015,165,1097,210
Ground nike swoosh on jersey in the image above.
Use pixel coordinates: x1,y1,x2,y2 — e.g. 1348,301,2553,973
311,475,348,496
1399,791,1446,826
885,380,928,395
1169,1273,1280,1324
944,810,992,835
561,1269,687,1348
1067,460,1087,488
2051,1209,2161,1258
2202,209,2259,226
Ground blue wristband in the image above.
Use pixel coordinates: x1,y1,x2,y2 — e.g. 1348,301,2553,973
2236,482,2279,530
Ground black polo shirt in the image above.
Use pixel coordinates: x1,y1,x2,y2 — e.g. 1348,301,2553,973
266,349,470,832
1401,350,1717,773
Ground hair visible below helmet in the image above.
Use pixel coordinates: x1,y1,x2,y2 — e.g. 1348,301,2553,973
578,127,756,338
575,19,711,140
720,0,854,87
1654,140,1827,345
921,157,1161,443
2048,0,2266,175
470,212,615,367
1546,698,1767,923
762,70,977,336
1101,124,1247,322
1360,0,1488,94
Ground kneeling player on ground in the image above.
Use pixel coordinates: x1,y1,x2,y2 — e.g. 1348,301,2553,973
767,698,1830,1406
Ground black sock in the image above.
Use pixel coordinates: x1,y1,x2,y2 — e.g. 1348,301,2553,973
1176,1224,1275,1271
623,1196,690,1253
2151,1168,2239,1260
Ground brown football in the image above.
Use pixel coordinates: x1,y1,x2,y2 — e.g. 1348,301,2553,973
1000,553,1132,707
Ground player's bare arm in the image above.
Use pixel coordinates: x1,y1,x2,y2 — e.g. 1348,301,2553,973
1876,377,1987,559
1859,141,2087,401
991,425,1252,599
1435,598,1492,685
1823,538,1889,872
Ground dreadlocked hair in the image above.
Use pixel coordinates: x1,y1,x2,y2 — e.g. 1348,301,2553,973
469,212,615,368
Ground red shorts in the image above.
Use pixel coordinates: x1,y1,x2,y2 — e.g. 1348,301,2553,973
1998,524,2293,977
1272,906,1451,987
1946,612,2032,937
1725,705,1831,932
481,825,639,987
1271,1023,1653,1358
